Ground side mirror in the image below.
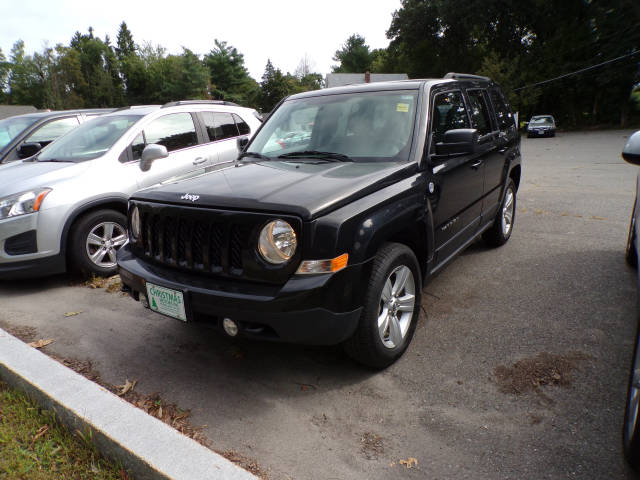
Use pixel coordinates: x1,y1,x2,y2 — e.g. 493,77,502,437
237,136,249,153
435,129,478,156
623,131,640,166
17,142,43,159
140,144,168,172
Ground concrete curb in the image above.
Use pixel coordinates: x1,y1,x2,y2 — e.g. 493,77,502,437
0,328,257,480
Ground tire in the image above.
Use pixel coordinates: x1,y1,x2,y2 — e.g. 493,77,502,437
624,328,640,470
69,209,128,278
627,203,638,269
483,179,516,247
343,242,422,369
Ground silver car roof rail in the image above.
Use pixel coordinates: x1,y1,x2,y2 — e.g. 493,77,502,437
444,72,490,81
161,100,240,108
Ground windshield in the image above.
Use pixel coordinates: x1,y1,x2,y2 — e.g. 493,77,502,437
248,90,419,162
0,116,39,150
530,116,554,125
38,114,142,162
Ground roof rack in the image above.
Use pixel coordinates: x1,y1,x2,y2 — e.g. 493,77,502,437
113,105,160,112
444,72,490,81
161,100,240,108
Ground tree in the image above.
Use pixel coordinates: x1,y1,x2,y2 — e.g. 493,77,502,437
332,34,373,73
116,21,136,60
7,40,42,106
0,48,10,103
385,0,640,127
260,59,291,112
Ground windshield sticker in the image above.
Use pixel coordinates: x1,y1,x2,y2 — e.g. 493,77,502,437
396,103,410,113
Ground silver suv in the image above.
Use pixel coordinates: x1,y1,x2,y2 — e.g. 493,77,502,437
0,101,261,279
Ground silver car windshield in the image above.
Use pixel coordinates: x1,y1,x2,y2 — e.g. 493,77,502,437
0,116,39,151
530,117,553,125
248,90,419,162
38,114,142,162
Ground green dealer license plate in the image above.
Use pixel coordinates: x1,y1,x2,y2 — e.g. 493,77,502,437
146,282,187,322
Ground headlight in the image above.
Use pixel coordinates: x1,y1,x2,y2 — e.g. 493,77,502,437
130,206,141,240
0,188,51,220
258,219,297,264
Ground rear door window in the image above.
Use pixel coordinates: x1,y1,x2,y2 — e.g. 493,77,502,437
488,88,515,130
144,113,198,152
466,90,493,136
201,112,240,141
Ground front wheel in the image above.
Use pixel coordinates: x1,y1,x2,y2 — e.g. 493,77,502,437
343,243,422,369
69,209,128,278
483,179,516,247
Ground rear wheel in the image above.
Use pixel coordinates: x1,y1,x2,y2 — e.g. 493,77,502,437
344,243,421,369
69,209,127,278
483,179,516,247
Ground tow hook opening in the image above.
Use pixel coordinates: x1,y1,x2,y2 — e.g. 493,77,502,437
222,317,239,337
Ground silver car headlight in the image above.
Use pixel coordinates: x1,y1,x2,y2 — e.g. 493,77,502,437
130,206,141,240
258,219,297,264
0,188,52,220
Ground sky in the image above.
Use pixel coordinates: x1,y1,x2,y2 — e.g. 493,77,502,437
1,0,402,81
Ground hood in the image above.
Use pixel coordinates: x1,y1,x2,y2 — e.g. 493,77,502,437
132,160,414,220
0,160,91,195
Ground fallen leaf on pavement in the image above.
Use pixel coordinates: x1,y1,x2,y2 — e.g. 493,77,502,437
28,339,54,349
64,311,82,317
116,379,137,396
399,457,418,468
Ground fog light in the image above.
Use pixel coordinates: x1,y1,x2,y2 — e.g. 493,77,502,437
222,318,239,337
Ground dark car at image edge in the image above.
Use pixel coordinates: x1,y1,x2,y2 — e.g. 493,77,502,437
118,73,522,368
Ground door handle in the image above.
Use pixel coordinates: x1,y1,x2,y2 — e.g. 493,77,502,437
193,157,206,165
471,160,483,169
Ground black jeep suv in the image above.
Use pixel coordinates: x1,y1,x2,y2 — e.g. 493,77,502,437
117,73,521,368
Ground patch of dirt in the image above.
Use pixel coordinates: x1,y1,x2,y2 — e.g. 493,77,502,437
361,431,384,460
49,355,268,478
0,321,37,342
494,351,590,395
83,275,123,294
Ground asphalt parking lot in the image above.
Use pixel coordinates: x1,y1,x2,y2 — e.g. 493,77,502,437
1,129,639,480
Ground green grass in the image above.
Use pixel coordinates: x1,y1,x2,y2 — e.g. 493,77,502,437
0,381,127,479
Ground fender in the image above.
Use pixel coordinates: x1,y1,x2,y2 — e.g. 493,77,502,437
59,196,129,254
307,173,432,275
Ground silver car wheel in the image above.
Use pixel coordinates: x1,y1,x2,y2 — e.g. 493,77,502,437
378,265,415,349
85,222,127,268
502,187,514,236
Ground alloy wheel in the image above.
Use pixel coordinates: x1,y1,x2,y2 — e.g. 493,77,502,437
377,265,416,349
85,222,127,268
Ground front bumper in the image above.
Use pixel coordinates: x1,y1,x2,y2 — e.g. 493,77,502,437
528,128,554,137
117,245,369,345
0,211,67,279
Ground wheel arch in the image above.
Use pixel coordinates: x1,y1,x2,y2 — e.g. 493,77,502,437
509,164,521,191
60,197,129,258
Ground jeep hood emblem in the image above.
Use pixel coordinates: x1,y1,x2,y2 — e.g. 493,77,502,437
181,193,200,202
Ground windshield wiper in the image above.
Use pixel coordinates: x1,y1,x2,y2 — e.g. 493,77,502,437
278,150,353,162
37,158,74,163
238,151,272,162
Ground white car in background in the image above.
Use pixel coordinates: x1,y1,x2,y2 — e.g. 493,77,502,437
0,100,261,279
